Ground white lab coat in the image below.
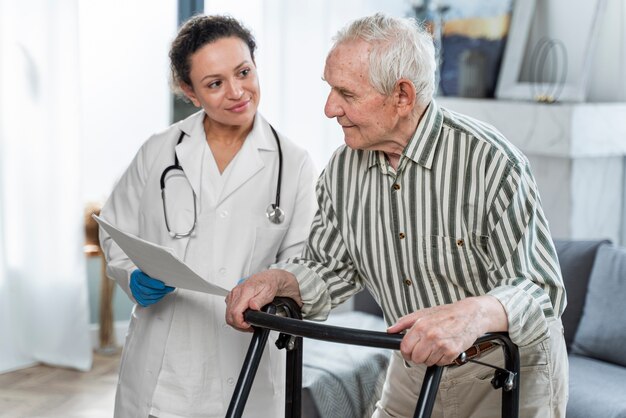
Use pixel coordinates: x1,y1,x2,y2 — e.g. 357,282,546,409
99,111,317,418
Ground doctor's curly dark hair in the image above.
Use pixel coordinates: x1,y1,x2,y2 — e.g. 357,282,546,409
169,14,257,91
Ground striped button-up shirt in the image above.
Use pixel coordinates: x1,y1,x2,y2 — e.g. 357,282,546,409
277,100,566,346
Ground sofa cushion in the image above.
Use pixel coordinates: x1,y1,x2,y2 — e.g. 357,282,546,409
566,354,626,418
553,239,611,349
571,244,626,367
353,288,383,318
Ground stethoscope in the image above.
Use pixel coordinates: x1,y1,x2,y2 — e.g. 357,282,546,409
160,125,284,239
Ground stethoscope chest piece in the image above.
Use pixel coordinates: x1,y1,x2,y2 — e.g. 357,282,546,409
266,204,285,224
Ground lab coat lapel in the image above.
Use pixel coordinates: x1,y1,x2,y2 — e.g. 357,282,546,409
217,136,263,205
160,112,204,257
174,111,206,201
217,116,275,205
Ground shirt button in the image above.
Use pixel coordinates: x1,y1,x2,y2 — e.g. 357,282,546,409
227,377,235,385
219,268,227,275
399,232,406,239
457,239,464,247
220,210,229,218
392,183,401,190
404,279,412,286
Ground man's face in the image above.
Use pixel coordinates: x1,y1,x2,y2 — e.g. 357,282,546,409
323,40,397,151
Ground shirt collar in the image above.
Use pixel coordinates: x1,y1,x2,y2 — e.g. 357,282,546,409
366,99,444,171
403,99,443,170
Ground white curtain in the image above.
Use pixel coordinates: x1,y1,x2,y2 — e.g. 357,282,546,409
0,0,92,373
78,0,176,204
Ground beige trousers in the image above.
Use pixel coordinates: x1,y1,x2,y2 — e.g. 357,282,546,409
373,320,568,418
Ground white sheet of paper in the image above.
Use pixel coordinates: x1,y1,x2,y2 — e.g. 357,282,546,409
93,215,228,297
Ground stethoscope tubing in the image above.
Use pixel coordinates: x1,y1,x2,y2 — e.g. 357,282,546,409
269,125,282,209
159,123,284,237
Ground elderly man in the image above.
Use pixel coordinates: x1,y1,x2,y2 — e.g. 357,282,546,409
226,13,568,418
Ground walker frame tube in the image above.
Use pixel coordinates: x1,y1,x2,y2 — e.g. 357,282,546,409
226,298,519,418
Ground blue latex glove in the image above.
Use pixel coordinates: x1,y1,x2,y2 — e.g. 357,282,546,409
130,269,175,307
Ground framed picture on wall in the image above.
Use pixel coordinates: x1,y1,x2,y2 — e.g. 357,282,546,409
434,0,514,98
495,0,607,102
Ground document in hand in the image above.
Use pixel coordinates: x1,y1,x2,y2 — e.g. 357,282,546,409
93,215,228,297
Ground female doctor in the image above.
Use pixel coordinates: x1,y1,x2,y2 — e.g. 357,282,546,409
99,15,316,418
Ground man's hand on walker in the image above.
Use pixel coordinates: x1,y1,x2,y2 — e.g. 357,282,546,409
387,296,508,366
225,269,302,332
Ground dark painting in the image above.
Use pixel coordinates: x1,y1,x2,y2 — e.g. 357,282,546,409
432,1,514,98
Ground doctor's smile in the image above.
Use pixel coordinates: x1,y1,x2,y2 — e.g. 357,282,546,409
227,99,251,112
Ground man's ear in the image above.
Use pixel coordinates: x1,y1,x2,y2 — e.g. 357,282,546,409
180,83,201,108
394,79,416,117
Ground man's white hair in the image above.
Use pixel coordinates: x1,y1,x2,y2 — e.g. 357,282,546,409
332,13,436,105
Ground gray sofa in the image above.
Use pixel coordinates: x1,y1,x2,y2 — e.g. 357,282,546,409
555,240,626,418
302,239,626,417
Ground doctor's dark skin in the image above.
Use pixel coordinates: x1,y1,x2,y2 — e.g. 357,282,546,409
181,36,260,173
225,39,508,367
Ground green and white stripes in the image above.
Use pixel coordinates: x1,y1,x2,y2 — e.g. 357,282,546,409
277,101,566,347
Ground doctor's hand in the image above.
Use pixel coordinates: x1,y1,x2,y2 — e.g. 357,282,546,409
225,269,302,332
130,269,175,307
386,296,508,366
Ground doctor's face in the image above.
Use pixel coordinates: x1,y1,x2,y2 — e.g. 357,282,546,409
182,36,260,129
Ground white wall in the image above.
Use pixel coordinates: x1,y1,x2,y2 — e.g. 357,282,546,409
79,0,177,203
519,0,626,102
78,0,626,205
588,0,626,101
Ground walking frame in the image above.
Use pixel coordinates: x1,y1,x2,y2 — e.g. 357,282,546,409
226,298,520,418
